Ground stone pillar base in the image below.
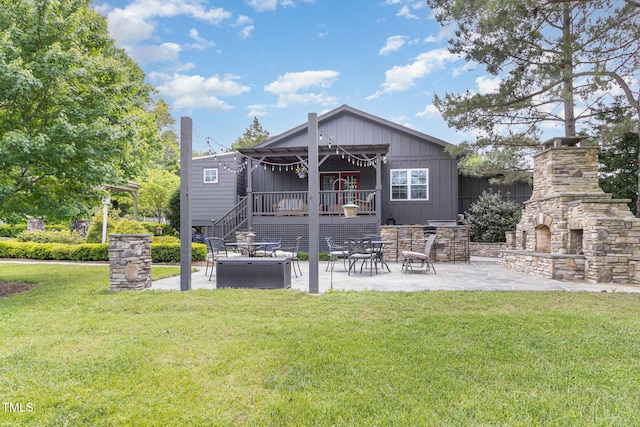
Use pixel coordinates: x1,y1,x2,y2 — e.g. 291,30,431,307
108,234,152,291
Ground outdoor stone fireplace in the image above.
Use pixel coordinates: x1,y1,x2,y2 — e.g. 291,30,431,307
501,136,640,284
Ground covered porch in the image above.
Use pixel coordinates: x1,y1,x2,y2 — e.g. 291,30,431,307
240,143,389,228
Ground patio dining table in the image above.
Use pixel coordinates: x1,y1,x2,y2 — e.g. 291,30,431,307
371,240,392,272
226,241,275,257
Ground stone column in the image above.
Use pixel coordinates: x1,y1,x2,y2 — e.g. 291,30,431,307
108,234,152,291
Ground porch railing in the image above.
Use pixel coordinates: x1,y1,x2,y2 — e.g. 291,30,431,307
252,190,377,216
212,196,248,239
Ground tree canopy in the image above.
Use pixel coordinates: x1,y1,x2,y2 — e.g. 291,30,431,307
0,0,162,222
230,117,270,151
427,0,639,180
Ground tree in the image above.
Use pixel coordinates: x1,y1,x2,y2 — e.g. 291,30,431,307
137,169,179,220
594,105,640,214
0,0,162,222
165,187,181,233
230,117,270,150
151,98,180,174
427,0,639,182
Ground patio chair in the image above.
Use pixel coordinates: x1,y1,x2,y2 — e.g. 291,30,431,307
401,233,437,274
255,238,282,257
275,236,303,278
325,236,348,271
205,237,231,280
347,238,377,276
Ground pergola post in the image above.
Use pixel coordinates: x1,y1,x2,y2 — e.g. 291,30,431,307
308,113,319,294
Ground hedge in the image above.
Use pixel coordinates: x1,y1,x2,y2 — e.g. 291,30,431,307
0,241,207,263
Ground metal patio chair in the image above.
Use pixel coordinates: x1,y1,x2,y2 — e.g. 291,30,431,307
275,236,303,278
347,238,377,276
325,236,348,271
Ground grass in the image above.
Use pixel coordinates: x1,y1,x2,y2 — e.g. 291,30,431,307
1,263,640,426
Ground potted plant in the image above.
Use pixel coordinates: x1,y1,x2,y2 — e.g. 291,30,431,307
342,182,358,218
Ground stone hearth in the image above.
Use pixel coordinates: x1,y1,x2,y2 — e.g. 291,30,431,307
500,136,640,284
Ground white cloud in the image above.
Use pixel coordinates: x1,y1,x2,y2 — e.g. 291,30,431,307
247,0,314,13
367,48,459,99
383,0,426,20
265,70,340,108
416,104,441,119
248,104,269,117
153,73,251,111
452,61,477,78
476,76,501,94
103,0,233,65
189,28,216,51
130,42,182,65
397,5,418,19
379,35,407,56
235,16,255,39
247,0,278,12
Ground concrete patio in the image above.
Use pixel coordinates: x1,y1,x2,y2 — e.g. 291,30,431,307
152,257,640,293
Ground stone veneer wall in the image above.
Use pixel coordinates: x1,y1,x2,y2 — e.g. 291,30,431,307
380,225,470,263
470,242,506,258
108,234,152,291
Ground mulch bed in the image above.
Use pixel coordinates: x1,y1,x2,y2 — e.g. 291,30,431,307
0,280,35,297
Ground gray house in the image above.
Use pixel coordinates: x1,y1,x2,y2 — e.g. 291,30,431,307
191,105,466,249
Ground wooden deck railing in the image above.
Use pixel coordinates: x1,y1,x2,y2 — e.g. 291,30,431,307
252,190,377,216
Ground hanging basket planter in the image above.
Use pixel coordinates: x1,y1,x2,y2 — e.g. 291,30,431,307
295,166,307,178
342,203,359,218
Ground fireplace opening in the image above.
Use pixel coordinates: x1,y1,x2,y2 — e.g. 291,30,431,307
569,229,584,255
535,225,551,253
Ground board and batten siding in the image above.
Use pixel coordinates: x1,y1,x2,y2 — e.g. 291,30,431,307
382,131,458,225
191,155,245,227
247,106,459,225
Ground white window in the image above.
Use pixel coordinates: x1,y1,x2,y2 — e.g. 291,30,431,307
203,168,218,184
390,168,429,200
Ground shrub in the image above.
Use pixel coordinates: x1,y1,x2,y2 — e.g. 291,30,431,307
464,191,522,242
16,229,85,244
113,220,149,235
0,240,205,262
140,222,173,236
0,223,27,238
85,208,119,243
151,235,180,244
150,242,207,263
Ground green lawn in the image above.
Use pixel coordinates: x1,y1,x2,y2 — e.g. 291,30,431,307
1,263,640,426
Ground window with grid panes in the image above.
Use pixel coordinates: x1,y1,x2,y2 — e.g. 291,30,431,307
203,168,218,183
390,168,428,200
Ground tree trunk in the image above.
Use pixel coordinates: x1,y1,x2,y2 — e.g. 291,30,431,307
562,1,576,137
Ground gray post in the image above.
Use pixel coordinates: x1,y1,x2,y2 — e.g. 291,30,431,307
180,117,193,291
247,158,253,230
308,113,320,293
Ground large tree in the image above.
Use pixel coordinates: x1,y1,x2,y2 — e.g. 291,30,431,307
0,0,161,221
594,104,640,214
230,117,270,150
427,0,639,182
151,98,180,174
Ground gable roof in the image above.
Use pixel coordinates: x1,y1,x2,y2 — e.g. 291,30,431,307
255,104,451,149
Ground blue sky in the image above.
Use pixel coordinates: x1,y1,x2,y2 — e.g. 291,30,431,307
93,0,502,153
